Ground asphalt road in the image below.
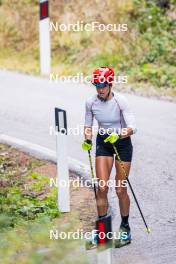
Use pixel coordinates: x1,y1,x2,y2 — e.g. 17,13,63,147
0,70,176,264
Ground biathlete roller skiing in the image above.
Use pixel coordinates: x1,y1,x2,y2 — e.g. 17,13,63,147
82,66,150,250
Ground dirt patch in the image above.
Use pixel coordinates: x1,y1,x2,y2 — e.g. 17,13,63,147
34,163,97,232
34,164,57,178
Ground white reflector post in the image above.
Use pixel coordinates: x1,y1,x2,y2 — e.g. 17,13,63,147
55,108,70,212
39,0,51,75
87,248,112,264
97,248,112,264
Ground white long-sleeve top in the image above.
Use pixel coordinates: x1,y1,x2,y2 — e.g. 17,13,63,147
84,92,137,134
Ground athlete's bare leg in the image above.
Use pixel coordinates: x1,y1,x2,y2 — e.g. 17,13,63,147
95,156,113,216
115,161,131,216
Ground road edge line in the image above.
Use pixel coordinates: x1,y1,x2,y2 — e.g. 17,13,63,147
0,134,91,182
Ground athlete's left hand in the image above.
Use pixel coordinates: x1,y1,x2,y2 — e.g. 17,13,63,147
104,132,121,144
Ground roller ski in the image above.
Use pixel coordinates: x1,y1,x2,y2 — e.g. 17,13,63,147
114,225,131,248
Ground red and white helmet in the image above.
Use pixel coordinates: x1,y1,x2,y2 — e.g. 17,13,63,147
92,66,115,88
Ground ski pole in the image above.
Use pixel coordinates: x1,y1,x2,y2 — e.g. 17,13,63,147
112,144,151,234
88,150,97,199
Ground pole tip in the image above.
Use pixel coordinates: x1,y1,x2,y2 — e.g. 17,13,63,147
146,227,151,233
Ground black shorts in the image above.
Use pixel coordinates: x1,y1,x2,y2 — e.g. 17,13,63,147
96,133,133,162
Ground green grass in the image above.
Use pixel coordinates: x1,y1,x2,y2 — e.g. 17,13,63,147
0,216,87,264
0,48,40,74
0,158,60,228
0,144,88,263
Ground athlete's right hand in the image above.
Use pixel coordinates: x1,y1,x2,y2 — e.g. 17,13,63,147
82,139,92,151
104,132,120,144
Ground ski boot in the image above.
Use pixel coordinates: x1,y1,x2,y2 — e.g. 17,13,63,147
114,225,131,248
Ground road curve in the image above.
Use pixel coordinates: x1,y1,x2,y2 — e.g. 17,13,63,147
0,70,176,263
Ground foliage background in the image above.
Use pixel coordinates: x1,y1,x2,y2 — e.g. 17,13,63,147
0,0,176,96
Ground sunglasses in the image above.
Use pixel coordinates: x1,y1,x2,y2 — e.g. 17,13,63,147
93,82,108,88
